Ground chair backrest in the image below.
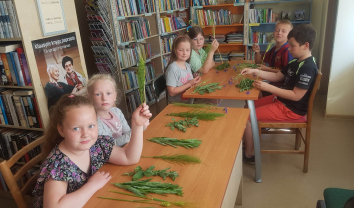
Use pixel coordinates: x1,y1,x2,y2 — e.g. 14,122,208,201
0,136,45,208
307,72,322,124
153,74,167,100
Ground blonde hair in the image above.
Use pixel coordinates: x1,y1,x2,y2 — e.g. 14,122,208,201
84,74,122,105
43,95,95,157
46,64,59,77
276,19,293,29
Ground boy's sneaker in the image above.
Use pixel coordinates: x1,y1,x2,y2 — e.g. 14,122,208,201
243,152,255,164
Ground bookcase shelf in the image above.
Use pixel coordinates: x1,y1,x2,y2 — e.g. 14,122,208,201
249,20,310,26
120,53,161,70
160,8,187,14
249,0,311,5
117,12,157,19
0,38,22,41
202,23,244,28
0,124,43,131
0,85,33,89
160,27,187,36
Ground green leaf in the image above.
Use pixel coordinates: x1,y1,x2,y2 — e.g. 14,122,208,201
132,170,144,181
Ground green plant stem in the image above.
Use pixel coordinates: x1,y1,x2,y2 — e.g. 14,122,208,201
109,191,167,202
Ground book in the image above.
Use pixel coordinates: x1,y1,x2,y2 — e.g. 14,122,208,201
2,90,19,126
5,52,18,85
0,54,6,85
0,93,12,125
21,96,34,127
0,53,12,85
19,53,31,86
11,52,25,86
12,95,27,127
0,95,6,124
4,0,19,38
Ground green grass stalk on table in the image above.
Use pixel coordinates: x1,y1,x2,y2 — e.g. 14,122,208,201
113,178,184,197
215,62,230,70
148,137,202,149
193,82,222,95
110,191,190,207
234,74,255,92
137,57,146,104
172,103,219,109
99,197,170,207
141,154,202,165
166,110,225,121
123,165,179,181
166,117,199,132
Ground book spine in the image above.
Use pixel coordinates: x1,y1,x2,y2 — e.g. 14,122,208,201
12,52,25,86
26,96,39,128
15,48,27,85
1,53,12,85
6,53,18,85
19,53,31,86
0,55,4,85
12,95,27,127
31,96,42,128
1,94,12,125
4,92,19,126
19,96,30,127
0,95,7,124
0,2,9,38
5,0,18,38
2,0,13,38
21,96,34,127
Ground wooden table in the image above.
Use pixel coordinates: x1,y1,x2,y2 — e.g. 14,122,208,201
183,60,262,183
84,105,249,208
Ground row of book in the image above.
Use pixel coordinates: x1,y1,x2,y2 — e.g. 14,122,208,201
117,42,152,69
159,15,187,34
0,129,42,160
159,0,189,12
0,90,42,128
162,55,170,68
0,0,21,38
85,0,117,74
126,84,155,113
205,32,243,44
193,0,245,6
249,30,273,44
118,17,152,43
122,63,156,90
161,33,178,54
194,9,234,26
248,8,283,24
0,43,31,86
115,0,156,17
0,129,42,191
213,51,245,62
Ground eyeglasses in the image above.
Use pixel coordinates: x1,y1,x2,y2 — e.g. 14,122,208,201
192,38,205,42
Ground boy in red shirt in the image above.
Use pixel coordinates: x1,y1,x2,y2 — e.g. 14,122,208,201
241,24,318,163
252,19,294,72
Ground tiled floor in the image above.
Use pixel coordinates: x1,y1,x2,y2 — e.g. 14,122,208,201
2,95,353,208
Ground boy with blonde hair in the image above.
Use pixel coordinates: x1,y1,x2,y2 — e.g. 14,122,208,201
241,24,318,163
253,19,294,72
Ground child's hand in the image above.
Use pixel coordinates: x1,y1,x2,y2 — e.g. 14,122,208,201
143,119,150,130
241,68,256,75
254,80,271,91
189,76,201,87
210,39,219,52
132,103,152,126
252,44,260,53
87,171,111,190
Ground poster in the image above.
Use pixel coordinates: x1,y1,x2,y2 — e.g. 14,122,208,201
36,0,67,36
32,32,86,109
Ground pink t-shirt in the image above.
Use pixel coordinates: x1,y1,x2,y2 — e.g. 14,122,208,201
100,110,122,138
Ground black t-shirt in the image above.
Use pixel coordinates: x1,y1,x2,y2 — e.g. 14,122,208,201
277,56,318,116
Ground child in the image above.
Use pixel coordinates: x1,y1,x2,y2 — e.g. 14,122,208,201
166,36,201,103
241,24,318,163
187,26,219,74
252,20,294,72
32,95,151,207
85,74,149,147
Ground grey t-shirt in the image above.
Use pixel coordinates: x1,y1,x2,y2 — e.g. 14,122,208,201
165,61,193,102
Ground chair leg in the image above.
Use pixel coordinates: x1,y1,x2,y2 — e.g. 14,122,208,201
303,127,311,173
295,128,301,150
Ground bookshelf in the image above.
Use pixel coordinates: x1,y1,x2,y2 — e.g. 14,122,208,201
190,0,247,61
77,0,190,119
244,0,313,59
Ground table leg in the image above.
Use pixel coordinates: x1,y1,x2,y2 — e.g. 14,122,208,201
247,100,262,183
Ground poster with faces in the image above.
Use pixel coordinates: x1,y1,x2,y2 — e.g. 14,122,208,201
31,32,87,109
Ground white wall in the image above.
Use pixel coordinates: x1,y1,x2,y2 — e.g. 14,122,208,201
326,0,354,116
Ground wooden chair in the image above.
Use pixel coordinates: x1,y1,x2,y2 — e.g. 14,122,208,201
152,74,168,114
258,72,322,173
0,136,45,208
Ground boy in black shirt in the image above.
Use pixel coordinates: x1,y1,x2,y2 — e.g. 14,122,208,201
241,24,318,163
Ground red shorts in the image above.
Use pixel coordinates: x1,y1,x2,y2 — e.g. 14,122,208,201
254,95,305,122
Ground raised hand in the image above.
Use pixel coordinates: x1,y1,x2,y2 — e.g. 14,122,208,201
132,103,152,126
